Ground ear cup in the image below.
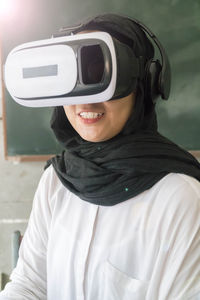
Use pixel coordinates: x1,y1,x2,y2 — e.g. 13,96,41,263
144,59,162,104
158,59,171,100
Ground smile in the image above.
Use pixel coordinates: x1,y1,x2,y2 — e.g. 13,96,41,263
79,112,104,119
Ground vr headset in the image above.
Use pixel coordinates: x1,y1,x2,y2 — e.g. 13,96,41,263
5,31,141,107
4,18,171,107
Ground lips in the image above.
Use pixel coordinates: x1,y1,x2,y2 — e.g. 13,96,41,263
78,111,104,124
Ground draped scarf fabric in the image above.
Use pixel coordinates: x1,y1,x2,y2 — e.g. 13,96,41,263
47,14,200,206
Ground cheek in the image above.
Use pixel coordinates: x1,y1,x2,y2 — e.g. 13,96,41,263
107,101,134,130
64,107,76,126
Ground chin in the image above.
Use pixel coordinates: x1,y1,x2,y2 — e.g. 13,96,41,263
80,133,106,143
79,131,103,143
82,137,103,143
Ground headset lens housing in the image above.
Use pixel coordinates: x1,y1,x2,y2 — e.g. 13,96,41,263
80,45,105,85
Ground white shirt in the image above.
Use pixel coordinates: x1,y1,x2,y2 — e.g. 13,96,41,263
0,165,200,300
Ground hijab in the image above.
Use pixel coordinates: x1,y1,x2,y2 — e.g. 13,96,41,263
47,14,200,206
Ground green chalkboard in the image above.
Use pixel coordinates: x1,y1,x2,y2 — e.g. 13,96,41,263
5,89,62,156
1,0,200,157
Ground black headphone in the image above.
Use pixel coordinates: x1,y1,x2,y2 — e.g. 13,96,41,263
129,17,171,103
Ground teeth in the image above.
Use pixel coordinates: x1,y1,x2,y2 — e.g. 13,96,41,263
79,112,104,119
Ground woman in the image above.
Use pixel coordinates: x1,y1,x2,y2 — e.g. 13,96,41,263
1,13,200,300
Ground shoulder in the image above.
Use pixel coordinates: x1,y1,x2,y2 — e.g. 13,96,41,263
38,164,66,193
148,173,200,232
35,164,69,206
39,164,60,187
136,173,200,234
152,173,200,206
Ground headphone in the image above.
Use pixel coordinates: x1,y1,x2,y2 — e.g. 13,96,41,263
129,17,171,103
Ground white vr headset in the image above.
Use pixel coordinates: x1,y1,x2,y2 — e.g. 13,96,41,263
4,31,141,107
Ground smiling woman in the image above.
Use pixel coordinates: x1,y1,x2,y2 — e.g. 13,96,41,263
0,13,200,300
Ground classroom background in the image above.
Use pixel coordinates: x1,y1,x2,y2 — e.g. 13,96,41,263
0,0,200,288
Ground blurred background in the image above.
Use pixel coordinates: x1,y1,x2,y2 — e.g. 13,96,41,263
0,0,200,286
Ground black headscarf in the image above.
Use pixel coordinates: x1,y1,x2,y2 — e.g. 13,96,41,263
47,14,200,206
